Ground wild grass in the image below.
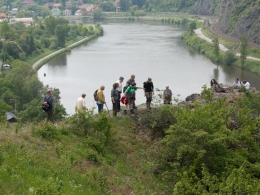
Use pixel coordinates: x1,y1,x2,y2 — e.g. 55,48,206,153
0,112,171,194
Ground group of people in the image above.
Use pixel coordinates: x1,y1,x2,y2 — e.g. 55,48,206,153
210,78,251,93
74,74,173,116
43,76,252,123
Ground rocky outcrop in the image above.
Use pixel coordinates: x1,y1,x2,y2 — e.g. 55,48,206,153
189,0,260,44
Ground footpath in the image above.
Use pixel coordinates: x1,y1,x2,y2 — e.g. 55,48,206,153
32,36,91,70
194,28,260,62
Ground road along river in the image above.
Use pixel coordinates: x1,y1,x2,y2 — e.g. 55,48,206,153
38,22,260,115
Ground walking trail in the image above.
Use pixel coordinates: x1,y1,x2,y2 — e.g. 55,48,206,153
32,37,90,69
194,28,260,62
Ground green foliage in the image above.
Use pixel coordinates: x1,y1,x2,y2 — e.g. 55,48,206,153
92,9,105,20
134,10,146,16
188,21,197,34
239,34,249,69
223,50,236,65
32,122,62,140
160,87,260,193
212,36,220,62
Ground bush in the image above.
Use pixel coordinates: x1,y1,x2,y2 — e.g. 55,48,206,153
32,122,61,140
223,50,236,65
134,10,146,16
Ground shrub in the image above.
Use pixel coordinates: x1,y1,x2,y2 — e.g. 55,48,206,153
223,50,236,65
32,122,61,140
134,10,146,16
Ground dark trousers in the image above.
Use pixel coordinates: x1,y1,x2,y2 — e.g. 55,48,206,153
112,100,119,116
117,92,121,110
45,110,54,123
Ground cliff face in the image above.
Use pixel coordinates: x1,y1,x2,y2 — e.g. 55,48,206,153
189,0,260,44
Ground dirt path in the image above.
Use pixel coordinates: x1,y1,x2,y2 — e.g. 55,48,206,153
32,37,89,70
195,28,260,62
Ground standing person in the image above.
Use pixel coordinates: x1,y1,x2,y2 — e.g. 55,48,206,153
127,74,137,109
43,89,55,123
242,80,250,90
97,86,106,113
143,78,154,109
233,78,242,87
111,83,119,116
124,82,143,113
75,93,88,113
163,86,172,104
122,83,129,114
116,77,124,112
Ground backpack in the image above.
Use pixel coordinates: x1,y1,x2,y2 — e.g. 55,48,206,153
93,89,99,101
42,96,52,112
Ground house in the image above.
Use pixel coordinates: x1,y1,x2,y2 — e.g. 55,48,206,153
52,8,61,16
0,13,6,19
63,9,71,16
22,0,35,8
44,2,55,8
9,18,33,26
53,3,61,7
5,112,18,122
75,10,82,16
79,4,99,15
2,64,11,70
11,8,18,15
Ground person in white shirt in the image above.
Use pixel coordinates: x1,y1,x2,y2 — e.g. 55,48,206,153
233,78,242,87
116,76,124,111
75,93,88,112
242,80,250,90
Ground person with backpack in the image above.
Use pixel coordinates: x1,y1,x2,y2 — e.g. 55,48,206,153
126,74,137,109
75,93,88,113
96,85,106,113
233,78,242,87
116,76,124,112
124,82,143,113
43,89,55,124
111,83,119,116
143,78,154,109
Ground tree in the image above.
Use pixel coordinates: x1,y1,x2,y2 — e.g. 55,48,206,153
0,21,11,39
120,0,131,12
239,34,248,69
188,21,196,34
55,24,70,47
92,9,104,20
212,37,220,63
44,16,56,35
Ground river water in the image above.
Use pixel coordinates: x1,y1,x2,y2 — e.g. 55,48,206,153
38,22,260,115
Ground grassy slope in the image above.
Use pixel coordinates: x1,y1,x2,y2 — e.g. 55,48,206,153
0,117,170,194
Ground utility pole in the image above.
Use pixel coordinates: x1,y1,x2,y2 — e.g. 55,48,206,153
10,99,16,113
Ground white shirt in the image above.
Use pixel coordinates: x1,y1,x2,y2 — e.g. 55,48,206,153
116,80,123,93
233,81,242,87
75,97,87,112
243,82,250,90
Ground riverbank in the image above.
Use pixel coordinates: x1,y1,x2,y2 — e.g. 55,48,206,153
32,34,97,70
183,31,260,74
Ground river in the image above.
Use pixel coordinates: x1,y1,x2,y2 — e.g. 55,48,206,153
38,22,260,115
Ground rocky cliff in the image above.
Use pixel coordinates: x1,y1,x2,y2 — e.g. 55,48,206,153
189,0,260,44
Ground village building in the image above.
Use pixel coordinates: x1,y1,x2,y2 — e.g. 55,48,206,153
63,9,72,16
75,10,82,16
22,0,35,8
9,18,33,26
51,7,61,16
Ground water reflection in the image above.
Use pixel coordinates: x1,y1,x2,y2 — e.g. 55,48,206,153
48,53,67,66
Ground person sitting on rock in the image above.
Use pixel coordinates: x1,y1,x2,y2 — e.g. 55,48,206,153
242,80,250,90
210,79,225,93
233,78,243,87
